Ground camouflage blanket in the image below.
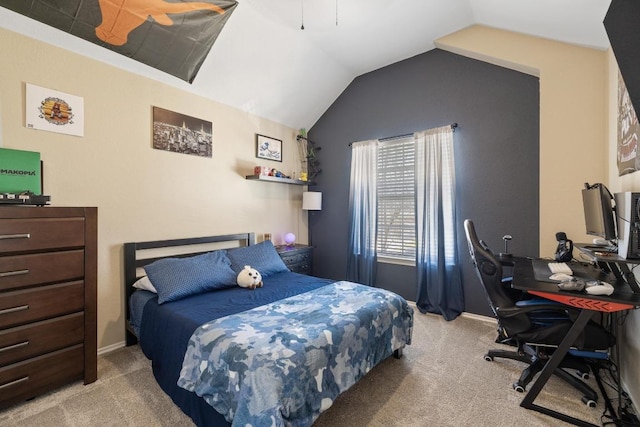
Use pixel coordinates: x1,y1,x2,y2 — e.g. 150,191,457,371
178,281,413,427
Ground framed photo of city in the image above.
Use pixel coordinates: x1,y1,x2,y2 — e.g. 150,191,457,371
152,107,212,158
256,134,282,162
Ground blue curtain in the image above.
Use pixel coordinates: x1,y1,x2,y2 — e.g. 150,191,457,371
414,126,464,320
346,140,378,285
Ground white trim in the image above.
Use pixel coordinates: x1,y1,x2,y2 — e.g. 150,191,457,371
98,341,126,356
406,301,496,325
459,311,497,324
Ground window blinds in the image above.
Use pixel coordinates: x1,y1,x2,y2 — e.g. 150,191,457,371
376,137,416,259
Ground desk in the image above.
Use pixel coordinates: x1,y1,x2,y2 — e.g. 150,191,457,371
512,257,640,426
575,243,640,293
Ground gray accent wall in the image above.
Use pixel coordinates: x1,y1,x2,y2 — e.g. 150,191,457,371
307,49,539,317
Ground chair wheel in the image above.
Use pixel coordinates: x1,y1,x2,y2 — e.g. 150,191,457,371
484,355,494,362
581,396,597,408
513,383,525,393
577,371,590,380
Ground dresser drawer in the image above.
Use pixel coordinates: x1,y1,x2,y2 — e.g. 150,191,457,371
0,344,83,408
278,246,313,275
0,218,85,253
0,313,83,366
280,251,311,267
288,262,312,275
0,281,84,329
0,250,84,291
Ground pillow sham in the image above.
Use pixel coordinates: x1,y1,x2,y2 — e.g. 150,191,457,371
132,275,157,293
145,250,237,303
226,240,289,278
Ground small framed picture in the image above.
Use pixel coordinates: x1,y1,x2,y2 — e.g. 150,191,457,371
256,134,282,162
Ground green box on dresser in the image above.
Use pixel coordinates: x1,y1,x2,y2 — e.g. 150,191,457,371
276,244,313,275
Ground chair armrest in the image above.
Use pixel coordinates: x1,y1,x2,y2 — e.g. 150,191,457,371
516,297,562,307
499,259,515,268
496,302,571,318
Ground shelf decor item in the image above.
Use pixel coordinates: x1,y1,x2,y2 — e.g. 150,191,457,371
296,131,321,181
256,134,282,162
284,233,296,246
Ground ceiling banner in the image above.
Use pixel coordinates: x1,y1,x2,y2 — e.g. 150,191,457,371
0,0,238,83
605,0,640,121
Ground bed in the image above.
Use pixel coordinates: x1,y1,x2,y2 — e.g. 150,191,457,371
124,233,413,427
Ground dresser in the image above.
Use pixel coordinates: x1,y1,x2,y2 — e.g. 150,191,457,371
276,244,313,275
0,206,97,408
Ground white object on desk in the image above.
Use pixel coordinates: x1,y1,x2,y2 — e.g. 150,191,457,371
585,281,614,296
548,262,572,275
550,273,573,281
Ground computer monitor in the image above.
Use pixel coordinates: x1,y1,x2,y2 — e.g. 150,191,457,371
582,183,617,241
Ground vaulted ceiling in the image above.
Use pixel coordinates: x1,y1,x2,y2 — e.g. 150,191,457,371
0,0,612,130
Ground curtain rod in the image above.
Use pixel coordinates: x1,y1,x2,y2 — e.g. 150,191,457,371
348,123,458,146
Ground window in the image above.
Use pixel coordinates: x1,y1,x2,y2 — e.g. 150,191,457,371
376,137,416,260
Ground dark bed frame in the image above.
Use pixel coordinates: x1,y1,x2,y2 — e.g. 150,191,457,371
123,232,255,346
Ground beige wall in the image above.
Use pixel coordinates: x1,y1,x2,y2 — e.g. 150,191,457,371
606,49,640,409
0,28,310,350
436,25,608,257
438,25,640,408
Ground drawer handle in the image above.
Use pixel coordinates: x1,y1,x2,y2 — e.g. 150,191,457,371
0,376,29,390
0,305,29,315
0,341,29,353
0,269,29,278
0,233,31,240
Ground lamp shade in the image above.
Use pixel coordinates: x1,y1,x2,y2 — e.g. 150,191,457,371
302,191,322,210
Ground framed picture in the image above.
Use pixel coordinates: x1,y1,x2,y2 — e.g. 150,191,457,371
256,134,282,162
152,106,213,158
26,83,85,137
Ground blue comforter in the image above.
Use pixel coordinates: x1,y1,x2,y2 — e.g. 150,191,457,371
178,281,413,427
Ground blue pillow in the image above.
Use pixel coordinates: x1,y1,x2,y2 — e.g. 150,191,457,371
145,250,237,303
226,240,289,278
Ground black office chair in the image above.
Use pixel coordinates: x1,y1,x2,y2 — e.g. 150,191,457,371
463,219,615,406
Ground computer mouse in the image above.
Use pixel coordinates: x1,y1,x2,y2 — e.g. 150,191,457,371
585,281,614,296
550,273,573,281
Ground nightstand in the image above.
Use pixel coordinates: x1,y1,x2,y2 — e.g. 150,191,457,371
276,244,313,275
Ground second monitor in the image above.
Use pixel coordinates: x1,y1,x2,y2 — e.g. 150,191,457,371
615,191,640,259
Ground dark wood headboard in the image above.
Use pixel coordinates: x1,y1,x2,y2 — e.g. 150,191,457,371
123,232,255,345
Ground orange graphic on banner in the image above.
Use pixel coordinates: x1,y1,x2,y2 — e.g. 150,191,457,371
96,0,226,46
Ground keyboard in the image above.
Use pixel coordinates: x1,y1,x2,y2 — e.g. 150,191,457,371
548,262,573,275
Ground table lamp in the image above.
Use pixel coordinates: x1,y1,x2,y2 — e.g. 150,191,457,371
302,191,322,211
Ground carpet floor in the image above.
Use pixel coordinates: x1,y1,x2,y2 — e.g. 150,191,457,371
0,311,615,426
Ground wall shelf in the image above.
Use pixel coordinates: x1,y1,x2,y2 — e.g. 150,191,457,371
245,175,315,186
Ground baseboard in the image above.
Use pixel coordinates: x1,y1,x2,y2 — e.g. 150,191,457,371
621,378,640,421
406,300,496,325
98,341,126,356
460,311,496,324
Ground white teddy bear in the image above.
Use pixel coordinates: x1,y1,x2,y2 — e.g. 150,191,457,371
236,265,263,290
